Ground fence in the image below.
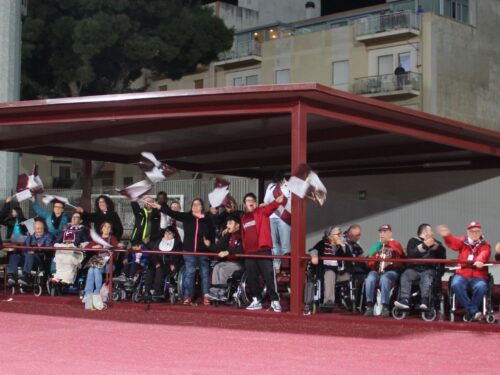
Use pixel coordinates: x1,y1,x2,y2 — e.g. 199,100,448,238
0,177,258,239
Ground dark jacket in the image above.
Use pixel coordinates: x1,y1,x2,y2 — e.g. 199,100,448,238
210,209,244,238
149,237,183,270
212,231,243,263
159,204,214,253
81,210,123,240
0,201,11,246
406,237,446,272
130,202,161,245
309,240,352,275
343,233,368,275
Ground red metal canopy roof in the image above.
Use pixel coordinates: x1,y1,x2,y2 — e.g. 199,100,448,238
0,83,499,177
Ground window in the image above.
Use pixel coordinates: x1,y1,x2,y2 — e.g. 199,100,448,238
398,52,411,72
194,79,204,89
59,166,70,180
233,77,244,86
275,69,290,84
332,60,349,86
246,75,259,86
378,54,393,76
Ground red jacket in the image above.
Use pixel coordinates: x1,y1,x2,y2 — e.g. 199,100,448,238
444,234,491,280
241,200,280,253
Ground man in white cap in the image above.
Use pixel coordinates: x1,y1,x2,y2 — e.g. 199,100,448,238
437,221,491,322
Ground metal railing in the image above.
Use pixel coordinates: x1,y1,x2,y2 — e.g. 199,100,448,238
218,40,262,61
352,71,421,96
354,10,419,37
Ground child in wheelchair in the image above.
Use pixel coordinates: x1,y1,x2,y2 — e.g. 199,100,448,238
207,214,243,303
141,226,182,302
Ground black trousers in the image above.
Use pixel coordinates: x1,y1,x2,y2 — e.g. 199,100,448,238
244,250,279,301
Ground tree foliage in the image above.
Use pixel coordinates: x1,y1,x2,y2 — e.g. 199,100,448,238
21,0,234,98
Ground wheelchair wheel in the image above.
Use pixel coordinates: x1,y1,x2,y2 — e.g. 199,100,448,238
33,284,43,297
239,272,266,306
176,265,185,300
421,308,437,322
132,291,142,303
112,288,121,302
391,307,406,320
485,314,496,324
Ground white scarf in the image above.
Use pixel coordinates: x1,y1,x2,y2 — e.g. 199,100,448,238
159,238,175,252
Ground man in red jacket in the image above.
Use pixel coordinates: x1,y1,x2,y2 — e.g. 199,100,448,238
437,222,491,322
241,192,284,312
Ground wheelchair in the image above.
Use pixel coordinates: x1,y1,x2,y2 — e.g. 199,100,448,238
358,271,398,316
447,271,495,323
209,269,245,307
10,252,50,297
303,262,356,315
130,268,179,304
47,258,86,299
391,275,445,322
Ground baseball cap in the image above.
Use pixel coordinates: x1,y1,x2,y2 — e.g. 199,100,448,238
378,224,392,232
467,221,481,230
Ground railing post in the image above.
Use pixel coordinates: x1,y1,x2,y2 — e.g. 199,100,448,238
290,102,307,316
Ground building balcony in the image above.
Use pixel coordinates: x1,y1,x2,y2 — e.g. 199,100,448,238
215,40,262,69
354,10,419,44
352,72,421,99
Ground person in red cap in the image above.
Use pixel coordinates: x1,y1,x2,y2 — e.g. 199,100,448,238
437,222,491,322
364,224,405,317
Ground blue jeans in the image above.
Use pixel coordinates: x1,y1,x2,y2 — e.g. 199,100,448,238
183,255,210,299
8,252,38,276
365,270,399,305
85,267,103,294
270,217,291,269
451,275,488,315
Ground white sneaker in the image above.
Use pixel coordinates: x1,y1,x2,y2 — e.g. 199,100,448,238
271,300,282,313
246,297,262,310
472,311,482,321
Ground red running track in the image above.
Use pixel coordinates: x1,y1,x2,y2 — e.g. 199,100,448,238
1,296,499,374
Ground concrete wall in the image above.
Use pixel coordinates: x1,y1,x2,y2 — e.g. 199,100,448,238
0,0,21,189
305,169,500,279
424,1,500,132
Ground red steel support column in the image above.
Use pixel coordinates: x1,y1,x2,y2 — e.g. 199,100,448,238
81,159,92,212
290,102,307,315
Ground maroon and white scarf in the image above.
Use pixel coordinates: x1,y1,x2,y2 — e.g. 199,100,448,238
464,236,485,255
272,184,291,225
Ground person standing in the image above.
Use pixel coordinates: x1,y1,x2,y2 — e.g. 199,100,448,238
241,192,283,312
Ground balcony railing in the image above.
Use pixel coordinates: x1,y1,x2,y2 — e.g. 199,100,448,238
354,10,419,38
218,40,262,61
352,72,421,97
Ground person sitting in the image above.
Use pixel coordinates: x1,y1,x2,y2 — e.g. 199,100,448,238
144,226,182,301
114,238,151,285
395,223,446,311
51,211,89,285
437,222,491,321
83,221,124,310
364,224,405,317
209,196,243,240
7,219,53,287
207,214,243,301
309,226,352,310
